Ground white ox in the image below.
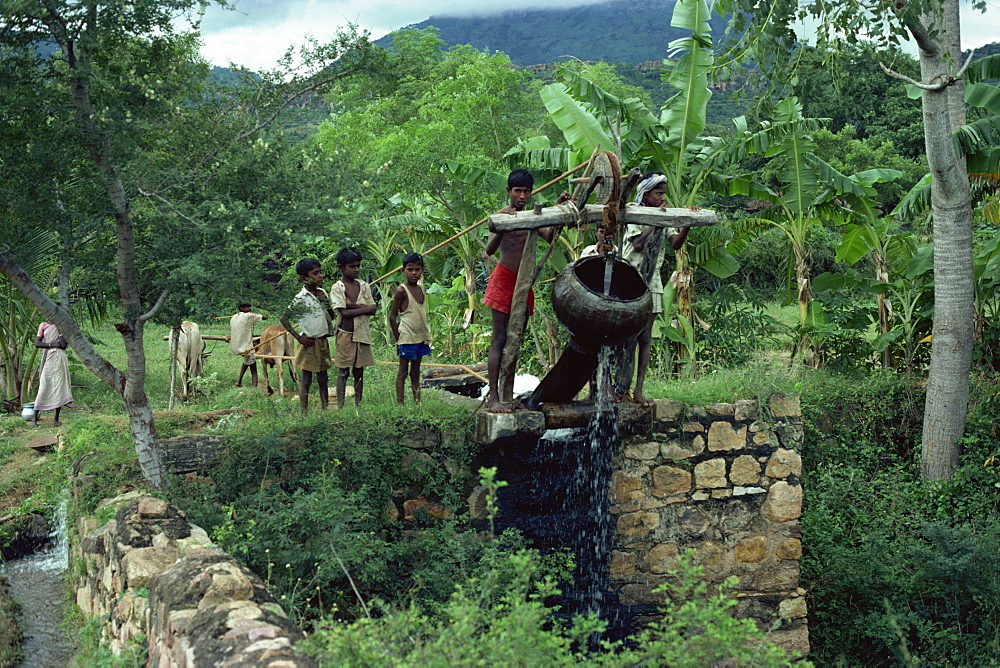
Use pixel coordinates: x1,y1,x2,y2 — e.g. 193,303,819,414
258,324,297,396
170,321,204,401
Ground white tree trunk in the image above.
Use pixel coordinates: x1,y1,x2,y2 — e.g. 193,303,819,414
912,0,975,480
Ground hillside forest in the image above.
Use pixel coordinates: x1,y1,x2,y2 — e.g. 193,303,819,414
3,0,1000,665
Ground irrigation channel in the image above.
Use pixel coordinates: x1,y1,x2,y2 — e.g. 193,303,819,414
4,494,77,667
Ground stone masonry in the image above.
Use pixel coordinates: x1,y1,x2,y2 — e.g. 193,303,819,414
609,393,808,655
73,493,315,667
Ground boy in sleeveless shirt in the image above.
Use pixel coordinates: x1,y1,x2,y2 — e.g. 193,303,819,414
389,252,433,404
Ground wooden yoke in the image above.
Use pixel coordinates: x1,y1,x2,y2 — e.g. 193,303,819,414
488,204,716,232
488,202,717,404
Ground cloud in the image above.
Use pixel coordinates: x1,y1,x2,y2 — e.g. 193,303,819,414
185,0,609,69
185,0,1000,70
963,0,1000,51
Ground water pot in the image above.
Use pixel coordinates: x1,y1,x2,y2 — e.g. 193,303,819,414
21,402,35,421
525,255,651,407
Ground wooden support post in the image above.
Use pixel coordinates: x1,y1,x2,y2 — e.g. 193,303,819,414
499,229,539,403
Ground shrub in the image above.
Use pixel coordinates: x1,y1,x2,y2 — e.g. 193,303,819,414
167,406,490,622
800,374,1000,665
300,550,803,667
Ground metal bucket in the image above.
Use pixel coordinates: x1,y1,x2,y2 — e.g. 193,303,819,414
551,255,652,348
525,255,651,407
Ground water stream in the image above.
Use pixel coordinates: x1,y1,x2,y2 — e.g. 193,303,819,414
3,495,77,667
482,346,627,643
562,346,618,619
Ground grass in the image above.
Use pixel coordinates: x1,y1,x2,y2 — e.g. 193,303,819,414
76,320,467,416
0,578,22,668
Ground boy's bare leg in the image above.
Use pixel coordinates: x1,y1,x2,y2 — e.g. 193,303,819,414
31,409,39,427
249,362,259,388
409,358,422,404
299,369,312,413
396,358,408,404
236,362,248,387
353,367,364,406
485,308,512,413
633,319,655,407
53,407,61,427
337,367,349,408
317,370,329,409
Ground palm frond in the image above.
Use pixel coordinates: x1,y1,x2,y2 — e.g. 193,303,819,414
967,55,1000,84
892,174,932,220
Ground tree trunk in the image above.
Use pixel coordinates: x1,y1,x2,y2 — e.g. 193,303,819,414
793,245,819,366
874,250,892,369
672,245,696,372
912,0,975,480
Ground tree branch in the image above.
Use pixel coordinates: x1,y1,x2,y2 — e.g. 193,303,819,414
138,287,172,322
232,64,368,144
880,48,974,90
880,61,945,89
137,187,202,226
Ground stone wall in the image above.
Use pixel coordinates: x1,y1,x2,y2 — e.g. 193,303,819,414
73,493,315,667
610,393,808,654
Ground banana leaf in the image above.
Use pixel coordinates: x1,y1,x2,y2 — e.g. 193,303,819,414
538,83,614,160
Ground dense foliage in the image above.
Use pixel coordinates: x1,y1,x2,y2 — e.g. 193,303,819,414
801,373,1000,665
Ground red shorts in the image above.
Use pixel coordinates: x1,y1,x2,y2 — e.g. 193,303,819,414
483,263,534,316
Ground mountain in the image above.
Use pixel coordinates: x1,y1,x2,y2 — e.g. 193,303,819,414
375,0,729,66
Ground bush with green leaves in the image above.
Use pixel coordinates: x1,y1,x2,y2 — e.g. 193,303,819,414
300,549,803,667
166,405,495,623
697,284,788,368
801,373,1000,665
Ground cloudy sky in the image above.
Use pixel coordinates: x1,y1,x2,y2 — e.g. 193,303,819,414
186,0,1000,70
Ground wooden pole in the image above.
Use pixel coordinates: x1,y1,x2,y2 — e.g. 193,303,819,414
375,360,489,383
499,229,539,402
161,335,231,342
370,159,593,286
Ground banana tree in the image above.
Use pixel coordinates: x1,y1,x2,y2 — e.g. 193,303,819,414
508,0,741,375
826,168,914,369
727,97,901,364
0,227,57,406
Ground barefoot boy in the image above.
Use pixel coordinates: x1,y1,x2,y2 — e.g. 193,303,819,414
230,302,267,388
483,168,565,413
621,172,689,406
329,247,378,408
280,258,334,413
389,252,433,405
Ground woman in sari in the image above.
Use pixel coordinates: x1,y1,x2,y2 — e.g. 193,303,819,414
32,322,73,427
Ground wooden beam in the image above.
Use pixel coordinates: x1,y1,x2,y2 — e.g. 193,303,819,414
489,203,599,232
161,334,230,341
622,204,717,228
499,230,538,402
489,203,717,232
376,360,489,383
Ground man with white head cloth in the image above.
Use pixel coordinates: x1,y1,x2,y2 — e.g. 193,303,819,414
621,172,689,406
